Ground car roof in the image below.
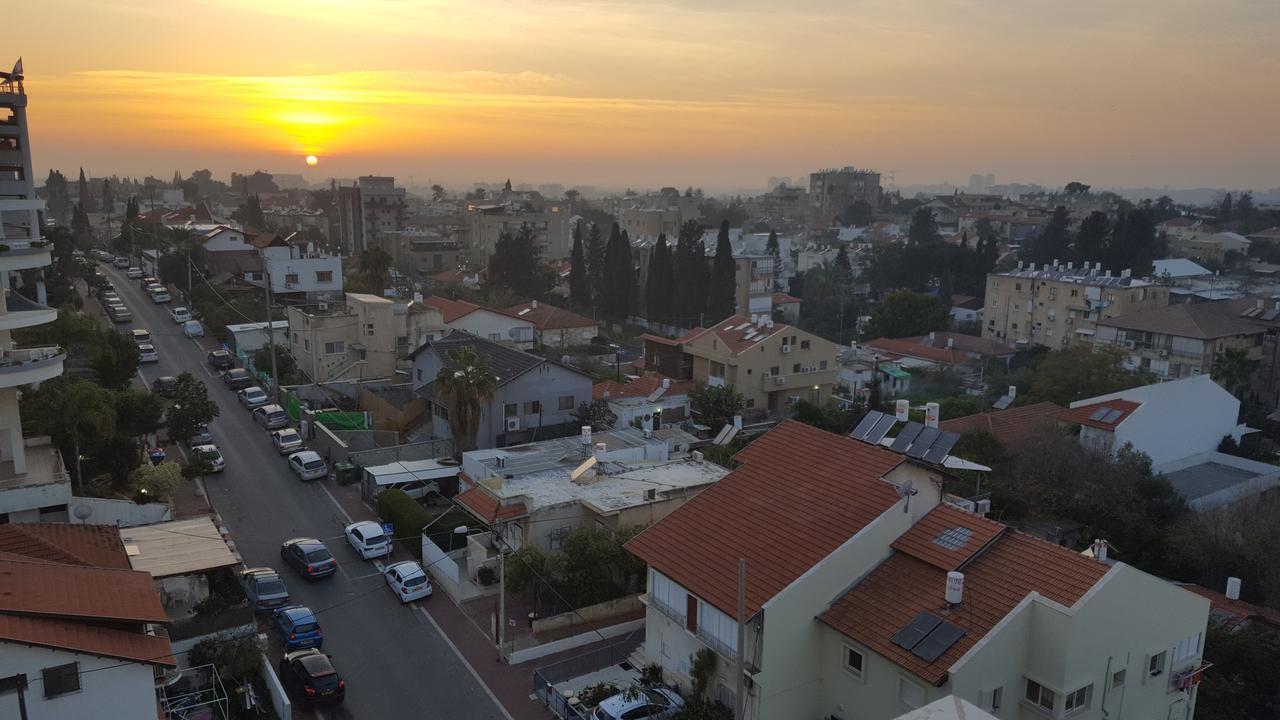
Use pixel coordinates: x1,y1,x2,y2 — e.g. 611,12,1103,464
139,343,155,350
388,561,423,576
278,605,317,623
192,444,219,453
257,404,285,413
243,567,279,579
226,368,248,375
158,376,177,382
597,692,645,715
284,537,326,551
348,520,383,533
295,652,335,677
131,328,148,334
209,349,229,355
274,428,300,437
292,451,322,462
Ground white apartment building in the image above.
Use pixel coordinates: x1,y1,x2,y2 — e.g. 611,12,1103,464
288,293,446,382
627,420,1210,720
199,225,342,300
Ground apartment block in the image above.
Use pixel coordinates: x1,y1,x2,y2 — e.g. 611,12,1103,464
334,176,407,254
288,293,445,382
375,229,465,276
464,201,572,264
983,263,1169,350
809,167,882,226
734,255,777,316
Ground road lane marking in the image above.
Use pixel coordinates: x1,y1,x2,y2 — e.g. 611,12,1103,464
318,482,354,525
415,605,515,720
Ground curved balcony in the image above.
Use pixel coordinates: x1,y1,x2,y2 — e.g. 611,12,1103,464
0,241,52,272
0,289,56,331
0,346,65,388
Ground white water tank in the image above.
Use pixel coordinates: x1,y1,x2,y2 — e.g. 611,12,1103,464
945,571,965,605
925,402,941,428
1226,577,1242,600
895,399,910,422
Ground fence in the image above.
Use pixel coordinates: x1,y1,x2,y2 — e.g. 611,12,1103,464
532,633,645,720
260,655,292,720
420,533,463,601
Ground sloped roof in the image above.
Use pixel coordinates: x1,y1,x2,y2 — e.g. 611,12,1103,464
1180,584,1280,632
890,503,1006,571
938,402,1066,446
1059,399,1142,431
203,249,262,275
772,293,802,305
0,614,175,666
1152,258,1211,278
455,485,528,524
411,332,567,393
594,372,695,401
682,314,792,356
1096,299,1267,339
820,528,1110,685
425,295,525,324
0,557,168,623
0,524,131,569
506,301,597,331
626,421,905,617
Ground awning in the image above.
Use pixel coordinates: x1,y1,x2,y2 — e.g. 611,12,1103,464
878,363,911,380
120,517,239,578
1074,328,1096,336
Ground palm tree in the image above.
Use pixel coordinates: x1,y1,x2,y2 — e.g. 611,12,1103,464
1211,347,1256,399
433,347,497,457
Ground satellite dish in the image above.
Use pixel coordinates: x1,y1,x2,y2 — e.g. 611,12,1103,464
897,479,918,514
73,504,93,520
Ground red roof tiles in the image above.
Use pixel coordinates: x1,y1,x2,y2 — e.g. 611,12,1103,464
772,293,802,305
0,524,131,569
626,421,906,617
890,504,1006,571
938,402,1066,446
1060,399,1141,430
593,372,695,401
423,295,482,323
506,301,597,331
683,315,792,355
0,615,175,666
455,485,528,524
0,558,168,623
1180,584,1280,632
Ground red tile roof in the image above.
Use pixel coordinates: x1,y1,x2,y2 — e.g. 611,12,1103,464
0,524,131,569
641,327,704,347
1180,584,1280,632
867,337,966,365
424,295,483,323
867,334,1012,365
772,293,802,305
890,504,1006,571
506,301,597,331
938,402,1066,446
455,485,528,524
683,315,792,356
593,372,695,401
820,529,1111,684
0,557,168,623
0,614,175,666
626,421,906,617
1059,399,1142,431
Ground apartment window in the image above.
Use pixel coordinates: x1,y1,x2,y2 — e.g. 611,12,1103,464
436,405,449,422
323,341,344,354
558,395,575,411
504,403,518,418
769,366,780,376
1110,669,1126,688
292,332,298,343
744,398,755,408
523,401,541,415
304,339,310,351
790,363,800,373
820,360,828,370
1070,289,1079,297
490,333,502,341
1015,282,1022,291
800,339,810,350
993,281,1000,289
285,273,299,285
42,662,80,698
842,645,865,679
1048,287,1057,299
365,323,376,336
898,677,924,710
1107,293,1116,302
1148,650,1167,677
1024,678,1055,712
710,361,726,378
416,368,423,382
1064,685,1092,715
316,270,333,283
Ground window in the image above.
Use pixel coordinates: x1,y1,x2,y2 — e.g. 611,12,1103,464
559,395,575,411
1172,633,1202,663
416,368,423,382
490,333,502,341
504,403,518,418
898,677,924,710
1111,669,1126,688
800,340,810,350
1015,283,1022,291
1064,685,1091,714
323,341,344,354
710,361,726,378
1148,650,1167,677
523,401,541,415
42,662,80,698
843,645,864,679
1048,287,1057,299
304,339,310,351
1070,289,1079,297
1024,678,1055,712
285,273,299,285
820,360,828,370
792,363,801,373
744,398,755,408
316,270,333,283
769,366,780,376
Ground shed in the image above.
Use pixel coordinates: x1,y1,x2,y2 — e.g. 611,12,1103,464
225,320,289,357
361,458,461,500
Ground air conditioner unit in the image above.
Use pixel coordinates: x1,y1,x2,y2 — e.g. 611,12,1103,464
975,499,992,516
505,417,520,431
781,344,792,354
774,376,786,386
1158,349,1169,357
954,499,977,512
1124,340,1136,350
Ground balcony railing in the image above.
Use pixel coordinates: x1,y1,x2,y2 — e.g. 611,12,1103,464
0,345,63,369
760,369,837,391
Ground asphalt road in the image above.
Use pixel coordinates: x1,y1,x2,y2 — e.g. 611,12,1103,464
103,266,509,720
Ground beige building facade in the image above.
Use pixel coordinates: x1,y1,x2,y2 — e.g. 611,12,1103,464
464,202,573,263
288,293,445,382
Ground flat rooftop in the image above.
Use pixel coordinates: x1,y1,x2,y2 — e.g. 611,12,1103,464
120,517,239,578
481,456,726,514
0,439,68,491
1164,461,1266,501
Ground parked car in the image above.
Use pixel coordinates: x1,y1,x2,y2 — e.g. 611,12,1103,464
99,291,120,305
591,688,685,720
171,306,192,323
182,320,204,338
144,282,164,294
280,538,338,579
240,567,289,613
207,349,234,369
383,560,432,602
287,451,328,482
150,288,171,303
238,386,269,409
107,304,132,323
278,649,345,707
138,344,159,363
272,605,323,651
344,521,392,560
140,275,159,287
130,328,151,344
253,404,289,430
113,256,129,268
152,376,179,397
189,423,213,445
221,368,253,389
271,428,304,455
125,267,143,278
190,444,225,473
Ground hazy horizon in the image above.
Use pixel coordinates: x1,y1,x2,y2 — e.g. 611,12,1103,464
13,1,1279,192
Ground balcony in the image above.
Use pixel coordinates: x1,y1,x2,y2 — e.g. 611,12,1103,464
0,239,51,271
760,369,838,392
0,289,56,331
0,345,64,387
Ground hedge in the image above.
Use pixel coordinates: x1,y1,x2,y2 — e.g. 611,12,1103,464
374,489,432,558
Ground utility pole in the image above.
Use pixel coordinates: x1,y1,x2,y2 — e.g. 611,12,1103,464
735,558,746,720
262,267,279,401
497,550,506,661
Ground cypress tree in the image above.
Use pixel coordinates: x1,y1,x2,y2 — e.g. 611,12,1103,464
708,220,737,319
101,180,114,215
569,221,590,308
77,167,92,212
672,220,707,328
836,245,852,273
765,229,780,264
586,222,605,308
646,233,674,324
602,223,633,320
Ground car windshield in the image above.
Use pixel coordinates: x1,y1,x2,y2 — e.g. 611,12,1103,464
642,689,669,706
304,549,332,563
257,579,286,595
310,672,341,689
294,623,319,634
365,531,386,543
303,461,325,471
402,574,427,587
279,432,299,442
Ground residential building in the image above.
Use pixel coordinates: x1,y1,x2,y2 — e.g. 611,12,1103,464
1170,231,1250,264
1245,226,1280,245
1156,216,1215,245
289,293,446,382
1180,580,1280,637
225,320,288,358
642,315,843,415
1151,258,1211,284
409,332,592,448
983,263,1170,350
626,421,1210,720
594,372,696,426
263,206,326,233
333,176,408,254
771,293,801,324
455,426,722,555
950,295,984,323
0,523,175,719
938,402,1066,448
622,207,684,241
376,229,465,276
1091,298,1269,380
0,71,71,524
423,295,535,349
198,225,342,301
463,201,573,263
809,167,883,226
734,255,777,316
865,332,1013,371
506,300,599,347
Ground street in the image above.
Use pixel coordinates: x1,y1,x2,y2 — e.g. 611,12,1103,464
104,266,510,720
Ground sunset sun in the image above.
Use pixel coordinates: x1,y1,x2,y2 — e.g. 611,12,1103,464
305,154,318,166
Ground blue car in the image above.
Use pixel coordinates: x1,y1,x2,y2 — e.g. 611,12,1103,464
273,605,323,651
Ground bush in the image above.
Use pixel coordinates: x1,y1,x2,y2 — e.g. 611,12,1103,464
690,648,717,697
673,698,734,720
476,565,497,586
375,489,432,557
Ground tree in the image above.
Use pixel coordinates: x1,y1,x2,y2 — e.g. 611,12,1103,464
835,245,852,273
764,229,781,266
24,378,116,491
231,193,266,229
1027,205,1071,266
130,462,181,503
434,347,498,456
1194,625,1280,720
1073,211,1110,265
489,224,555,299
253,346,302,384
707,220,737,319
430,184,447,202
841,200,874,227
601,223,635,320
113,389,164,440
672,220,708,327
1108,207,1160,276
572,399,617,430
77,167,92,212
689,384,745,429
645,233,674,324
585,222,606,308
1023,346,1151,406
165,372,220,445
44,169,71,224
91,330,140,389
1219,192,1234,224
1064,181,1091,195
569,221,590,308
907,206,940,245
1212,347,1256,399
71,203,92,248
101,179,114,215
357,246,393,290
863,291,950,339
793,263,860,343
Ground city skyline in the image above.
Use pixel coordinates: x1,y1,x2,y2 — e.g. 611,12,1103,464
13,0,1280,192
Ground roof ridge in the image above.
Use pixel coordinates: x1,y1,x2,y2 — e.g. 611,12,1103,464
3,526,94,567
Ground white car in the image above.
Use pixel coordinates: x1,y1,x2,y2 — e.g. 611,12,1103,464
271,428,304,455
130,328,151,344
171,306,192,323
591,688,685,720
238,386,269,409
287,451,328,482
150,289,171,303
344,521,392,560
125,267,143,278
384,561,431,602
190,444,226,473
182,320,204,338
138,343,159,363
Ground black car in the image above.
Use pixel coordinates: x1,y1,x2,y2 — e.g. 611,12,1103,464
152,376,179,397
207,349,236,371
278,649,344,707
221,368,253,390
280,538,338,579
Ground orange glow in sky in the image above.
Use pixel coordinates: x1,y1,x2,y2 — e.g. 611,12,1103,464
11,0,1280,190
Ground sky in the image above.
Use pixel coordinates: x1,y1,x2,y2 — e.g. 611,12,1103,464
11,0,1280,193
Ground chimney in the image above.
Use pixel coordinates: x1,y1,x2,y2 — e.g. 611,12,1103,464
1008,385,1017,399
895,399,910,422
1121,269,1131,279
1017,261,1024,271
1226,577,1242,601
1104,270,1112,278
1095,262,1103,272
602,391,610,400
594,442,607,460
925,402,940,428
1257,299,1265,310
1066,262,1074,270
945,571,964,605
1091,538,1109,562
928,331,937,343
580,426,592,446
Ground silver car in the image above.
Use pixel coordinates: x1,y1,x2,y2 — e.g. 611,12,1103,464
271,428,304,455
238,386,269,409
287,451,328,482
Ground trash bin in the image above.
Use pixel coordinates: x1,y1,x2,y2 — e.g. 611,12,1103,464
335,463,359,486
